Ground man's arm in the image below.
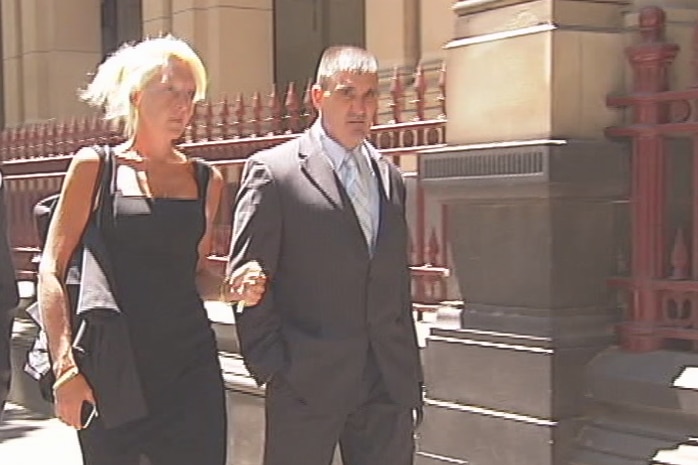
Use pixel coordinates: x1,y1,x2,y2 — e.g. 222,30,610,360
396,171,424,383
394,167,426,423
228,158,284,385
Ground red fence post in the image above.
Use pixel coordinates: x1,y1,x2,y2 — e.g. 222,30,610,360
619,7,679,352
691,20,698,281
252,91,262,136
413,63,426,122
204,101,214,141
220,96,230,140
389,67,404,124
234,93,246,138
190,103,200,142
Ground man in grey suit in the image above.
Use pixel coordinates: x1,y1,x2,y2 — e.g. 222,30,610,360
0,169,19,419
227,45,423,465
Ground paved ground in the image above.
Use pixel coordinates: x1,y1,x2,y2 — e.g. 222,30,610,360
2,293,458,465
0,403,82,465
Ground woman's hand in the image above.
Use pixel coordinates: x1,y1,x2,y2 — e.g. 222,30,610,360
224,260,267,306
54,371,96,430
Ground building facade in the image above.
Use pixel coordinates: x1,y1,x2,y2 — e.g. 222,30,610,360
0,0,453,128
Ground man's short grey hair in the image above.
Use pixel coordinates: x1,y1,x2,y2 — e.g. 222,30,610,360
315,46,378,89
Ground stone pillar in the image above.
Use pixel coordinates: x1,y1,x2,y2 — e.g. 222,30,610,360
116,0,143,44
416,1,630,464
366,0,420,70
2,0,25,125
202,0,273,100
446,0,627,145
419,0,453,64
1,0,101,126
143,0,173,36
142,0,273,100
0,4,4,130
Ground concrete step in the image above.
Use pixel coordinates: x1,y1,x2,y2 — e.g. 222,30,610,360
653,440,698,465
0,403,82,465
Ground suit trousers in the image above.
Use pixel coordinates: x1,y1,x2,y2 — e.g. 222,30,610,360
0,307,14,420
263,348,415,465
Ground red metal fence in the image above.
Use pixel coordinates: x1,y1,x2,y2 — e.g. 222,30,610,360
1,63,451,308
607,7,698,352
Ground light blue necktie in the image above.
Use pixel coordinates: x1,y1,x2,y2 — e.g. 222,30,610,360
340,147,374,251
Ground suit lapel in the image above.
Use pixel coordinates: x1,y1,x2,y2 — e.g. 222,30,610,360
298,131,370,256
298,131,344,209
370,153,408,261
364,143,391,201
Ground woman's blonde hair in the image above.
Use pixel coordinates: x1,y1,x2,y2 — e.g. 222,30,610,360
80,35,207,137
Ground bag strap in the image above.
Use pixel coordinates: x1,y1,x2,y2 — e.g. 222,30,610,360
191,157,211,202
91,145,115,228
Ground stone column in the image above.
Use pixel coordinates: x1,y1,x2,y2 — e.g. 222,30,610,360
365,0,420,70
200,0,273,100
143,0,173,36
416,1,630,464
1,0,21,125
1,0,101,126
419,0,453,64
143,0,273,100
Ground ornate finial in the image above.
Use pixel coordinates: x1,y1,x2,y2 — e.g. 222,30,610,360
389,66,404,124
220,95,230,140
268,85,281,135
626,6,678,95
204,101,214,141
639,6,666,43
189,103,200,142
285,81,300,134
0,130,7,162
234,92,246,138
252,91,262,136
413,63,426,121
670,228,689,280
302,78,316,128
427,228,440,266
438,61,447,119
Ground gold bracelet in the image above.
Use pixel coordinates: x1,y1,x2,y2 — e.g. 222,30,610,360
52,366,80,393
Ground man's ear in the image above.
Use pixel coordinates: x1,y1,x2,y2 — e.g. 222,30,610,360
310,84,324,112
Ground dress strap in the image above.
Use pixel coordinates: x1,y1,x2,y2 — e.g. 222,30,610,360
191,158,211,201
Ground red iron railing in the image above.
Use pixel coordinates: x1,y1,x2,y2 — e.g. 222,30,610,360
1,62,451,307
607,7,698,352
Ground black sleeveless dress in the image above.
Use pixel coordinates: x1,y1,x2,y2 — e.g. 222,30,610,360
77,163,226,465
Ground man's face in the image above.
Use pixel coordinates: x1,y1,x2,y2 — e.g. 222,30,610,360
312,71,379,149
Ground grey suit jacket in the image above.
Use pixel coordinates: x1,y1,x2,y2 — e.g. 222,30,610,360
228,130,423,410
0,172,19,313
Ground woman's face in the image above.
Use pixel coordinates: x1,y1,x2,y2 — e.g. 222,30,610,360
133,58,198,142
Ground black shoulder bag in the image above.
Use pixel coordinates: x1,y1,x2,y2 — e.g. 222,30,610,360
24,145,114,402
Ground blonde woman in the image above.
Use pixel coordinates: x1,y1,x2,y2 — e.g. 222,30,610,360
38,36,264,465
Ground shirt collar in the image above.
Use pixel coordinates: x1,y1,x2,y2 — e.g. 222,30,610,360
312,119,377,171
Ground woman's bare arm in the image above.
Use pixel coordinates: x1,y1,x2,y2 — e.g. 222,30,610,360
37,147,102,378
195,164,225,301
196,165,267,305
